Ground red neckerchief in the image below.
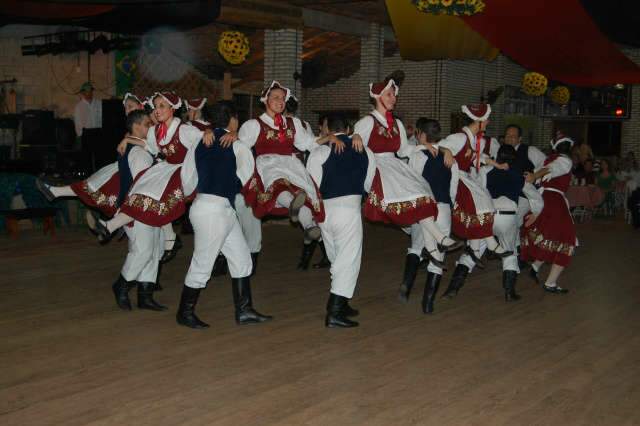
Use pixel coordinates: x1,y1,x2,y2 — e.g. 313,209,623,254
475,131,484,171
155,122,167,143
274,114,287,143
384,110,395,131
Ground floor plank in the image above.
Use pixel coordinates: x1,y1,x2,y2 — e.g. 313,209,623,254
1,219,638,425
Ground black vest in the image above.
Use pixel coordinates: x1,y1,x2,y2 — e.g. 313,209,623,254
319,134,369,200
513,144,535,174
195,128,241,206
421,150,452,205
486,167,525,204
117,144,136,207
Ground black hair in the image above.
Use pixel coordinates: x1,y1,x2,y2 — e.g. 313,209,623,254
415,117,441,143
126,109,148,134
325,113,348,133
461,115,475,127
554,140,573,155
211,100,238,128
505,124,522,137
496,144,517,166
285,97,298,114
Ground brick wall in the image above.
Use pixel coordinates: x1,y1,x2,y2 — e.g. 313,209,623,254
0,26,115,119
264,29,303,99
621,47,640,159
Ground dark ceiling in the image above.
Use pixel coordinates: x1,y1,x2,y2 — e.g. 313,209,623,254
580,0,640,47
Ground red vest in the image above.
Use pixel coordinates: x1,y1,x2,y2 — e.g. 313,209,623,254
157,124,188,165
367,115,400,154
542,153,571,193
254,117,296,156
454,134,474,172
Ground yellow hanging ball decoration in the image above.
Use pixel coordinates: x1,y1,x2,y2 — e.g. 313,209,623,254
218,31,250,65
414,0,485,16
550,86,570,105
522,72,548,97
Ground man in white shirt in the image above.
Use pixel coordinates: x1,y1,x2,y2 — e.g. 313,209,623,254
73,82,102,138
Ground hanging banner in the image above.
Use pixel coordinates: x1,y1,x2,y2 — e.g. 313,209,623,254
115,49,138,97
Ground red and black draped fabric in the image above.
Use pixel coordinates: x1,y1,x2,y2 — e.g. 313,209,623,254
461,0,640,86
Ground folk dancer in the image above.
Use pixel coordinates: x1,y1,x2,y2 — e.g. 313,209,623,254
177,101,272,328
307,114,376,328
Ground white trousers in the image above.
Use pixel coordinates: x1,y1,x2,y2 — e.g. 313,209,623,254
457,212,519,273
185,195,253,289
318,196,363,299
409,203,452,275
234,193,262,253
121,221,163,283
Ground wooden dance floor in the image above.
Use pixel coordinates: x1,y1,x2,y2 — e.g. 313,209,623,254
1,220,639,425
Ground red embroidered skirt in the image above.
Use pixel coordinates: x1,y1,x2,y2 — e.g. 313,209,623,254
364,171,437,226
119,168,188,227
70,174,120,217
241,172,325,222
521,191,575,267
451,181,494,239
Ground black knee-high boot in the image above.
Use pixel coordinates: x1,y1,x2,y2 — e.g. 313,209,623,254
441,264,470,299
176,285,209,329
232,277,272,325
398,253,421,303
313,241,331,269
325,293,359,328
297,240,317,270
503,270,521,302
250,252,259,276
421,272,442,314
137,281,168,311
212,254,228,278
112,275,132,310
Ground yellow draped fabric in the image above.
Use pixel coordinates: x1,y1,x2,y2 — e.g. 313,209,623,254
386,0,499,61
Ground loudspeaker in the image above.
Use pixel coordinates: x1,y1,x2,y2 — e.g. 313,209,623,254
55,118,76,151
22,110,55,146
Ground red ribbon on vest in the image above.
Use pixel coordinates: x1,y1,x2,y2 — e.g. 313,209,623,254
274,114,287,143
475,131,484,171
155,122,167,143
385,110,395,131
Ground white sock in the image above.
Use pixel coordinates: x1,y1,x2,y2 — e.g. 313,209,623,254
532,261,543,272
298,206,314,230
50,185,76,198
276,191,294,209
163,223,176,250
105,213,133,234
420,218,455,246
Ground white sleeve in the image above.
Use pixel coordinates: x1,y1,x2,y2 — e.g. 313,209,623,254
543,155,573,180
364,147,377,192
490,138,500,160
179,124,204,149
408,151,428,176
237,120,260,149
128,147,153,179
523,182,544,215
353,115,375,147
306,145,331,188
396,120,421,159
233,143,256,186
528,146,547,170
292,117,316,152
435,133,466,156
145,126,159,156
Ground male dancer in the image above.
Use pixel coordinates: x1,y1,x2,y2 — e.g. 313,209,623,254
178,101,272,328
307,114,376,328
